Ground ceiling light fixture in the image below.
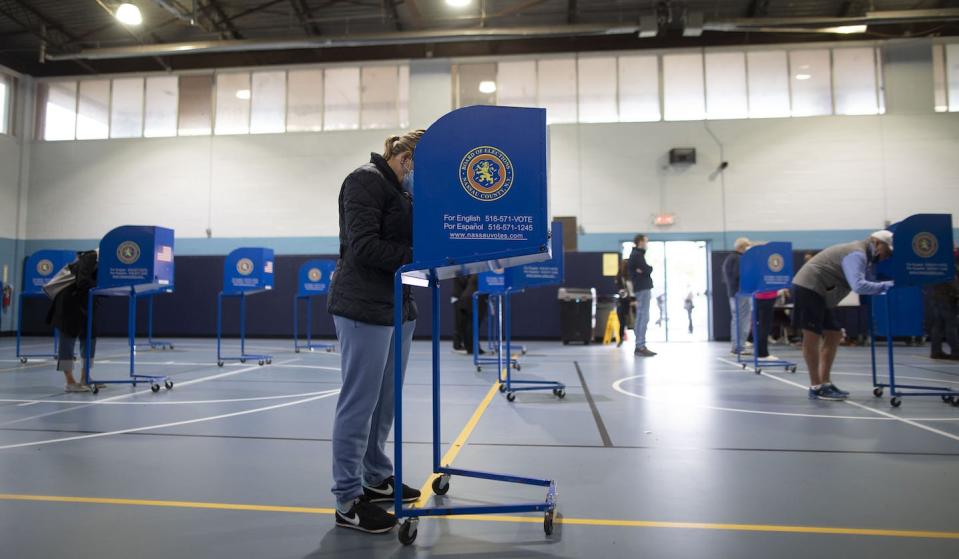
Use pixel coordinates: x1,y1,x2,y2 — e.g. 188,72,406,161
826,25,867,34
115,3,143,26
236,89,251,100
795,73,812,80
446,0,472,7
478,80,497,94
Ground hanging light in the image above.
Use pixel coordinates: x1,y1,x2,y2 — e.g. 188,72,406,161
115,3,143,26
446,0,472,7
478,80,497,94
235,89,251,100
826,25,867,34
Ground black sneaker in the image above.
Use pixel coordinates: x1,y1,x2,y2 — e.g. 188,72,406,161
634,347,657,357
363,476,421,504
334,496,396,533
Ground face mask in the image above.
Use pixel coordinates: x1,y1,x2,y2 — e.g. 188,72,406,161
402,169,414,195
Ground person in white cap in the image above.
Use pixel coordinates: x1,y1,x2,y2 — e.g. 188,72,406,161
791,231,894,401
722,237,753,355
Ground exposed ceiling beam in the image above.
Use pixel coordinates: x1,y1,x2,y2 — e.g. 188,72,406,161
385,0,403,31
0,0,97,72
202,0,244,39
221,0,287,25
404,0,423,29
289,0,321,36
493,0,549,19
746,0,771,18
566,0,576,25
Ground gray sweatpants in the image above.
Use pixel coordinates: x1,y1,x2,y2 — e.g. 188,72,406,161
331,315,415,507
729,296,753,352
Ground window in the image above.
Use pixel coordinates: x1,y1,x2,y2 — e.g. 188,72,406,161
618,55,660,122
42,81,77,141
177,74,213,136
948,43,959,112
832,47,879,115
76,80,110,140
663,52,705,121
250,71,286,134
497,60,537,108
933,44,948,112
110,77,144,138
144,76,178,138
746,51,790,118
215,72,251,135
705,51,747,120
0,75,9,135
577,57,617,123
324,66,360,131
287,69,323,132
361,66,399,129
789,49,832,117
537,58,577,124
454,63,497,108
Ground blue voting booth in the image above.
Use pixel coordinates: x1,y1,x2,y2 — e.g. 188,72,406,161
216,247,275,367
293,259,336,353
132,288,175,351
474,221,566,399
83,226,175,393
736,242,798,373
869,214,957,407
16,250,74,363
391,106,555,545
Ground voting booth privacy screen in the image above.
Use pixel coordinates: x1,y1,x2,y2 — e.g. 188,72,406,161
297,259,336,297
412,105,550,279
224,248,275,293
739,242,793,295
23,250,75,294
98,226,175,294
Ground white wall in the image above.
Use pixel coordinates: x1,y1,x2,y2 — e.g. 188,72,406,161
0,133,20,239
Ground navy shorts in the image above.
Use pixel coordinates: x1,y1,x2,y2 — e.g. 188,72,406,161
792,285,841,335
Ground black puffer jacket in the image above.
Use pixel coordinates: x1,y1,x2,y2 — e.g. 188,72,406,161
327,153,417,326
46,250,98,337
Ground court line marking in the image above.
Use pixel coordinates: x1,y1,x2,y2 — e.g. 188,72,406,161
412,381,501,509
719,358,959,443
0,390,335,406
1,494,957,540
0,389,340,451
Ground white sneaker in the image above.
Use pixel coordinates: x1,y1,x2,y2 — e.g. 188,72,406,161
65,383,91,393
763,354,781,361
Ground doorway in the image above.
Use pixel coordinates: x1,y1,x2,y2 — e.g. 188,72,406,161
621,240,710,342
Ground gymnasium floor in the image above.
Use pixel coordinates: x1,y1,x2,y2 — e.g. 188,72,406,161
1,334,958,558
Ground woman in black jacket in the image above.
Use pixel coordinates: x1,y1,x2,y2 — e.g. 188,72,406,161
327,130,424,534
46,250,98,392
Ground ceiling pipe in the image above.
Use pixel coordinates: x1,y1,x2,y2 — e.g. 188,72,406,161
42,9,959,62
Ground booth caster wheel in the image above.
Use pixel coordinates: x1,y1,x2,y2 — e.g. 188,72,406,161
873,387,884,398
506,392,516,402
217,361,224,368
258,360,265,366
325,347,334,353
164,380,174,390
431,474,451,496
952,398,959,408
266,359,272,365
240,358,247,364
19,357,27,364
151,383,160,393
788,366,797,374
755,368,762,375
544,510,555,536
295,348,300,354
499,384,506,393
521,348,528,355
513,363,522,371
91,385,100,395
398,519,418,546
476,366,482,373
741,364,747,370
890,397,902,408
552,388,566,399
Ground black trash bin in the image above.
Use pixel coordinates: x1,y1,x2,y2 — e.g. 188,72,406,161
558,288,596,345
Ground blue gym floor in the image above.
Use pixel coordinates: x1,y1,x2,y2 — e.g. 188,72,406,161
1,335,958,558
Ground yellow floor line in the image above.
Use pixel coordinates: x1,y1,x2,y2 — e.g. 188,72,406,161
411,380,502,508
2,493,958,540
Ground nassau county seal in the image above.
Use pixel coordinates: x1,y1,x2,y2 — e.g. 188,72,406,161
912,232,938,258
459,146,514,202
117,241,141,265
236,258,255,276
308,268,322,282
767,253,785,273
37,259,54,276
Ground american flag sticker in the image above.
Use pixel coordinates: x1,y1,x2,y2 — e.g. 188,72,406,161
157,246,173,263
265,261,274,273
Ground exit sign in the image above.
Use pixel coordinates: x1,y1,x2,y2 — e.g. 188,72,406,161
653,213,676,226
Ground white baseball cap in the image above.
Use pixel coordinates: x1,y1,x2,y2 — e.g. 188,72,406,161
870,230,894,250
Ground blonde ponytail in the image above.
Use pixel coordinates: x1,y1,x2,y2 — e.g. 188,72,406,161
383,129,426,161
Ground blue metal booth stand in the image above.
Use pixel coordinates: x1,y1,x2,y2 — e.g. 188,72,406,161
869,213,957,408
735,242,798,374
17,250,74,363
391,106,557,545
83,226,175,394
474,221,567,401
217,247,275,367
133,289,175,351
293,259,337,353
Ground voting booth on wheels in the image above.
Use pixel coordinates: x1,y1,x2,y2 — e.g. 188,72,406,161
217,247,275,367
869,214,958,408
390,106,556,546
293,259,337,353
736,242,798,374
17,250,74,363
474,221,566,400
83,226,175,394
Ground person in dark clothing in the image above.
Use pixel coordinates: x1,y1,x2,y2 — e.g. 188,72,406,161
46,250,98,393
451,274,486,354
615,260,634,347
326,131,424,534
722,237,752,355
628,234,656,356
451,276,470,352
925,256,959,360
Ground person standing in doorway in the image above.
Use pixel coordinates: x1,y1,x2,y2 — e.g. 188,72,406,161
792,231,894,400
684,288,695,334
327,130,424,534
723,237,753,355
629,234,656,357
